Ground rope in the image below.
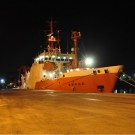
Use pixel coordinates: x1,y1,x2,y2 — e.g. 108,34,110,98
114,74,135,88
122,71,135,83
120,78,135,88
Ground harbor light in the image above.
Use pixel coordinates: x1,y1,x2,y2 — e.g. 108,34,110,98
0,78,5,84
85,58,93,67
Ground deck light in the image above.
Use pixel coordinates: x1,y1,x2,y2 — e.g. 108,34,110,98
85,58,93,67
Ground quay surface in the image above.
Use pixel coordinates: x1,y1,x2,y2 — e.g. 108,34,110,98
0,89,135,134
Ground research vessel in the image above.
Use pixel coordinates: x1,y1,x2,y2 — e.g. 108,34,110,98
21,20,123,92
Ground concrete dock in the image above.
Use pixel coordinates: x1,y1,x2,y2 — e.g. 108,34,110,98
0,89,135,134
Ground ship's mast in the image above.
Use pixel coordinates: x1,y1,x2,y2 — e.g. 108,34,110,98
57,30,61,52
71,31,81,68
47,19,60,52
50,18,53,34
48,19,54,52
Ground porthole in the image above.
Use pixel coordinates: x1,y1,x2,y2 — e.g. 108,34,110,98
97,70,100,73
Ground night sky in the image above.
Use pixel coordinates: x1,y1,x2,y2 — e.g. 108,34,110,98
0,1,135,81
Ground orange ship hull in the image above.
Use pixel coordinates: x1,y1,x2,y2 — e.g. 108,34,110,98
35,73,119,92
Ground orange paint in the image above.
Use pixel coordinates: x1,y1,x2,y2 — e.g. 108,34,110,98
35,73,119,92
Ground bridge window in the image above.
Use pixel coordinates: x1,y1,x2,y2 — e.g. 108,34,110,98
56,58,60,61
45,58,48,60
